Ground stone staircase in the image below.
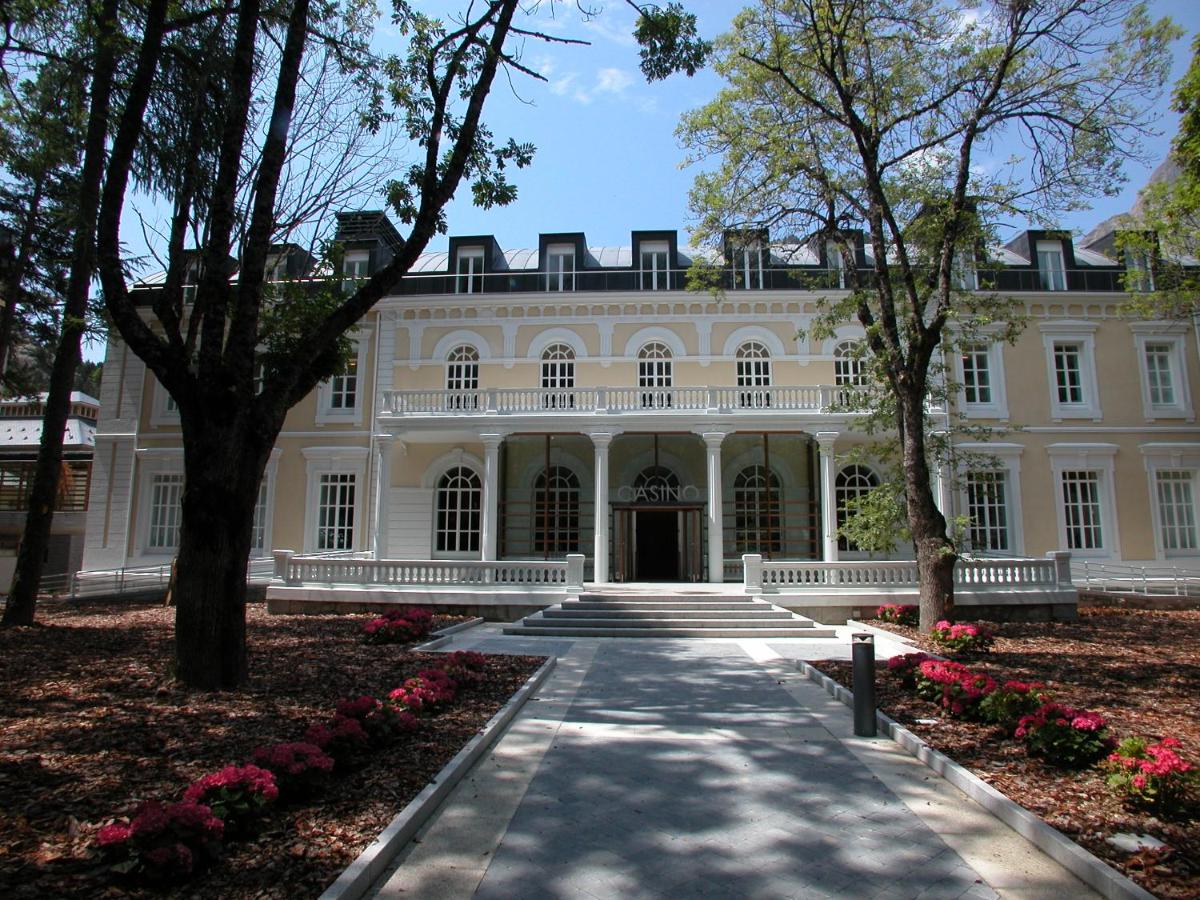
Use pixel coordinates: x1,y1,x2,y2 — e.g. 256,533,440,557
503,586,838,638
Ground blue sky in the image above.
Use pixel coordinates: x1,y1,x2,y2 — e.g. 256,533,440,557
423,0,1200,252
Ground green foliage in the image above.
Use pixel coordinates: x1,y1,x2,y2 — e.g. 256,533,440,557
1119,35,1200,319
836,479,908,554
632,2,711,81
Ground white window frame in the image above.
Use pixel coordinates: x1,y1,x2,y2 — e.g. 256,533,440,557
734,245,764,290
456,246,485,294
1036,240,1066,291
639,241,670,291
1047,443,1119,559
833,340,866,387
302,446,368,554
433,464,484,559
545,244,575,292
250,448,282,557
316,332,370,425
1039,322,1101,421
950,250,978,291
736,340,772,408
134,449,184,560
1131,325,1193,421
150,377,180,427
825,240,847,289
540,342,576,409
342,251,369,295
956,338,1008,419
1140,443,1200,559
955,443,1025,556
638,340,674,408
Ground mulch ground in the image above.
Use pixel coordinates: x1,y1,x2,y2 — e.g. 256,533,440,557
813,608,1200,899
0,601,545,898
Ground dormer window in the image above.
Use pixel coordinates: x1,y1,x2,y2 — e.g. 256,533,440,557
734,245,764,290
1036,241,1066,291
951,251,977,291
825,241,847,289
456,246,485,294
182,261,199,304
342,251,369,294
639,242,670,291
546,244,575,292
1125,248,1154,292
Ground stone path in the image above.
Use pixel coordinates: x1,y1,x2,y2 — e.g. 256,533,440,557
368,628,1098,899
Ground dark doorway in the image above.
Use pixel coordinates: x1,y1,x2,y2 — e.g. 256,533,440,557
635,509,679,580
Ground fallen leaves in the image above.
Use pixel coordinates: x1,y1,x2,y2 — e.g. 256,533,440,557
815,608,1200,899
0,601,544,898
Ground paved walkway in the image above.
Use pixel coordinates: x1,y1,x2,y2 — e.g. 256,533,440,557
369,627,1098,899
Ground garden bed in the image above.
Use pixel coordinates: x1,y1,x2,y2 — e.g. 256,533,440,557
0,601,543,898
813,608,1200,899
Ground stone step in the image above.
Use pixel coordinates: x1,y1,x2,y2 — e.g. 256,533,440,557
521,613,820,629
559,607,758,614
575,594,753,605
502,623,839,639
546,606,793,620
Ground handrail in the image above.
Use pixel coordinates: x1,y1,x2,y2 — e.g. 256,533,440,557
1072,559,1200,598
381,384,852,417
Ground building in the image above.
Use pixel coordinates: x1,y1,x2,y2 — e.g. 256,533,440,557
0,392,98,588
76,214,1199,617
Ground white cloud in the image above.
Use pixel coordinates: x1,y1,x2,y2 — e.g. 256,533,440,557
549,73,577,97
594,67,634,95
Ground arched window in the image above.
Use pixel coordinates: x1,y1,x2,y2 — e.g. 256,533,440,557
638,341,673,408
445,345,480,410
834,341,867,387
435,467,482,555
734,465,782,555
540,343,576,409
835,464,879,552
736,341,772,408
533,466,581,555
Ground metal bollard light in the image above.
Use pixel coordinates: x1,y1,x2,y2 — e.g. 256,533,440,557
851,632,877,737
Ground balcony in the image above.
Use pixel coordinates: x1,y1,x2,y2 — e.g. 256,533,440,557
379,385,853,420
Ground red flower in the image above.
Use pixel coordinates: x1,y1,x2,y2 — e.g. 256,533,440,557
96,823,132,847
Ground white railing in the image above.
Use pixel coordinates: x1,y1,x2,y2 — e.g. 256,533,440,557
743,552,1071,594
274,551,585,592
380,385,847,418
1072,559,1200,598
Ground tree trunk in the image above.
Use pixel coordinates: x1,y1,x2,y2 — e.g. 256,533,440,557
2,0,118,628
897,390,955,630
172,424,271,689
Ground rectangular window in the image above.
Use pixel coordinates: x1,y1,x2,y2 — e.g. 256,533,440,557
735,246,764,290
1144,342,1176,407
1125,249,1155,292
1036,241,1066,291
317,472,355,551
0,460,90,511
148,473,184,550
342,253,369,295
826,241,847,289
1061,470,1103,550
329,352,358,410
961,344,992,405
545,245,575,292
1053,342,1084,405
1156,471,1198,552
951,252,977,290
639,242,670,290
966,471,1009,552
250,479,268,552
456,247,485,294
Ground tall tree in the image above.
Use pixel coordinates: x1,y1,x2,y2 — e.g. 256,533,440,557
2,0,121,627
1120,34,1200,316
87,0,705,687
680,0,1177,629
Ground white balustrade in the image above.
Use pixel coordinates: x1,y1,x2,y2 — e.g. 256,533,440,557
280,556,570,588
381,385,839,418
754,557,1063,593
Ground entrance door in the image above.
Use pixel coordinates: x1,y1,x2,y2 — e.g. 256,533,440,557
635,509,680,580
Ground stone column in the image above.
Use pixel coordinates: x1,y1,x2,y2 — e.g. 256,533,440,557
702,432,727,583
480,433,504,561
373,435,394,560
590,433,614,584
816,432,839,562
933,463,953,519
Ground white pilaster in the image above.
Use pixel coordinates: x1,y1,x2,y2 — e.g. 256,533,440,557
816,432,839,562
934,463,953,519
702,431,727,583
373,434,394,560
480,433,504,561
590,432,614,584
